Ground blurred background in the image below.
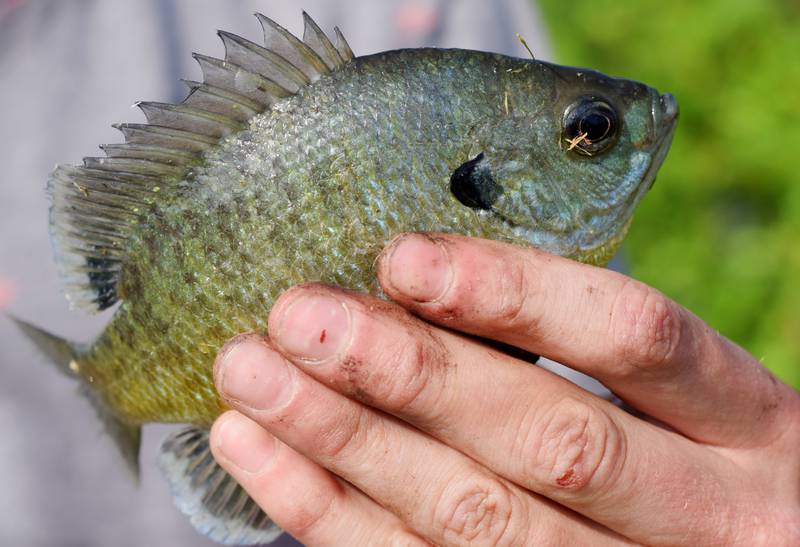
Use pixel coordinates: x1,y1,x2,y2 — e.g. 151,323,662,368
0,0,797,546
538,0,800,388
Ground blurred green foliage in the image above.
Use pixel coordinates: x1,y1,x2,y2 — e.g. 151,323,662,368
539,0,799,387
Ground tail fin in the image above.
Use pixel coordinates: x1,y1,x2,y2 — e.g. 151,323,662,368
10,315,142,480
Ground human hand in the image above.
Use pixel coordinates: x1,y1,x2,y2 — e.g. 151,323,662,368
210,234,800,546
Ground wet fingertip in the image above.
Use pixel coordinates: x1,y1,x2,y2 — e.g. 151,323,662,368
216,337,296,412
212,411,277,474
209,410,241,462
214,332,267,387
267,283,343,337
271,292,352,364
210,410,241,441
379,232,453,303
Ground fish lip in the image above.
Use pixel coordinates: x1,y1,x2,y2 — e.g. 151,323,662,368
659,92,679,126
645,91,679,190
651,91,679,130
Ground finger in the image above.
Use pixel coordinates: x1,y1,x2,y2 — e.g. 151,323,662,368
214,335,628,546
210,411,428,547
377,233,798,449
266,284,752,545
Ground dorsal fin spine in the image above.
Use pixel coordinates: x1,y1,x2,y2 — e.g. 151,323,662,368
255,13,329,78
82,157,186,178
137,102,244,138
217,30,309,93
114,123,218,150
49,13,355,312
302,11,345,70
191,53,292,108
100,143,200,165
334,27,355,61
182,80,264,122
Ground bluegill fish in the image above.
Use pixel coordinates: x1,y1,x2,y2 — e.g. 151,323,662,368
13,12,678,545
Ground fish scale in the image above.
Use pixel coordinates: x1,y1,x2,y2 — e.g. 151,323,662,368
12,12,678,546
103,54,488,424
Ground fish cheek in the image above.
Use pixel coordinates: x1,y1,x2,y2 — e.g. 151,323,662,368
623,100,655,149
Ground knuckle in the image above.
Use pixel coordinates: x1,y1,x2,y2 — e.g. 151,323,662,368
492,254,534,328
343,323,450,423
434,475,516,545
526,397,624,495
337,309,448,418
279,482,341,539
610,280,682,373
315,406,376,460
376,335,434,412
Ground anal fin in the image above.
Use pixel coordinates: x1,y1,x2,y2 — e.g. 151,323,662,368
83,385,142,480
159,427,282,545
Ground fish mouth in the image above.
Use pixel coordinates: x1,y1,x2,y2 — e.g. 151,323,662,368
658,93,680,125
644,92,679,191
658,92,680,128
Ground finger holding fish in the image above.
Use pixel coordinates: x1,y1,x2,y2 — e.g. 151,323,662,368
210,411,428,547
254,281,789,545
211,332,631,546
376,233,800,452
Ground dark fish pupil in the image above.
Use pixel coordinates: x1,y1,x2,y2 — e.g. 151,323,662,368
563,97,619,156
580,112,611,141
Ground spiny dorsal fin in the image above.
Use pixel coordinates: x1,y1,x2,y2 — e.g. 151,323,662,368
48,13,355,312
159,427,281,545
255,13,329,80
113,123,218,152
334,26,356,61
100,143,200,165
191,53,293,108
182,80,263,122
302,11,346,70
137,101,244,138
217,30,309,94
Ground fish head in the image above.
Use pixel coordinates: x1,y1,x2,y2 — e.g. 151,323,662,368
455,59,678,265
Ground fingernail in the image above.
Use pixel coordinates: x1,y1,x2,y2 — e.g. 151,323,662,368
274,294,350,363
217,342,294,411
385,234,452,302
216,413,276,474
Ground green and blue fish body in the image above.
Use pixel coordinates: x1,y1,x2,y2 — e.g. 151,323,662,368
14,12,677,545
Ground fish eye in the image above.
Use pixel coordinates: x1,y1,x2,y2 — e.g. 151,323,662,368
563,97,619,156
